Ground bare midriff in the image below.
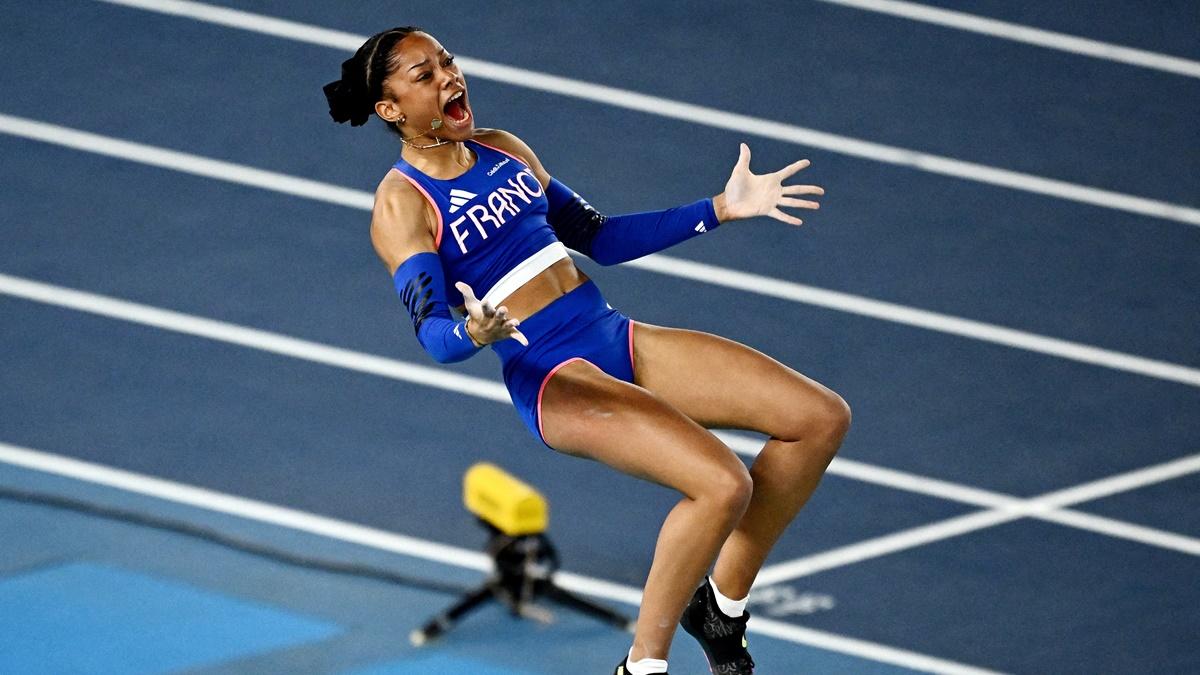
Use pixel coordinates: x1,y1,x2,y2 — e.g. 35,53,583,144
477,257,589,322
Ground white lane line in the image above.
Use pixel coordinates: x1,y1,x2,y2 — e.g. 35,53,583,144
1033,452,1200,509
629,255,1200,389
816,0,1200,80
0,113,373,211
3,271,1196,562
99,0,367,50
756,509,1024,583
3,113,1198,389
0,442,493,572
0,271,511,405
755,451,1200,585
746,620,1006,675
1036,509,1200,557
0,441,1001,675
94,0,1200,227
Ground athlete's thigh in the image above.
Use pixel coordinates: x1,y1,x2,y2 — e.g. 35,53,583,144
540,359,746,499
631,321,844,435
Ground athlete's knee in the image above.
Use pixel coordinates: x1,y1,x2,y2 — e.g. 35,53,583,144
820,390,852,445
702,460,753,518
781,386,851,449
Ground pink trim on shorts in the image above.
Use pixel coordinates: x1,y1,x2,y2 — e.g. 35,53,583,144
536,357,590,444
472,140,530,168
390,168,444,249
627,320,636,380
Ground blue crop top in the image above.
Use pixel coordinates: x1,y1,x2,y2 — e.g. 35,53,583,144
390,139,563,309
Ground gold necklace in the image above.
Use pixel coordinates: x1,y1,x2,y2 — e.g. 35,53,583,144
399,118,450,149
399,136,450,149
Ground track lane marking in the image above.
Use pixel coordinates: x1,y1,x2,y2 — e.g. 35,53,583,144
0,441,1002,675
0,271,511,404
92,0,1200,226
1,113,1196,388
755,451,1200,585
630,255,1200,388
816,0,1200,80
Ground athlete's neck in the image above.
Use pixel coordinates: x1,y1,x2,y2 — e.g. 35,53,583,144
401,140,475,180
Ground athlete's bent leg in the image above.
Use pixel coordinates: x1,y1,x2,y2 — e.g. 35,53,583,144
632,322,851,599
539,359,752,663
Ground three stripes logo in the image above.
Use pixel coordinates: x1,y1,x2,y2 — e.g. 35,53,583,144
448,188,477,214
399,271,435,333
695,220,707,233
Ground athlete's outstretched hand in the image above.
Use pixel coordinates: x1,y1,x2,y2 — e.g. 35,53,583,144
456,281,530,347
715,143,824,226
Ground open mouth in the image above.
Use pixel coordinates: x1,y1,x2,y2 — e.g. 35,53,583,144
442,90,471,125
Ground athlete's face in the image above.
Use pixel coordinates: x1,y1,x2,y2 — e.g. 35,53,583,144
375,32,473,141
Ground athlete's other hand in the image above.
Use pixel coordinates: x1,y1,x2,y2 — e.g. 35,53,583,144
714,143,824,226
456,282,530,347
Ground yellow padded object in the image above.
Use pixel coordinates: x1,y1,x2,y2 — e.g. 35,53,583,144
463,462,548,536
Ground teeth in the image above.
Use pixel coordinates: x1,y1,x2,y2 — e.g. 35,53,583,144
444,91,469,123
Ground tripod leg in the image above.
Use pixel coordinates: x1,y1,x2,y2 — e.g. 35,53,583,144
410,584,496,645
543,583,636,632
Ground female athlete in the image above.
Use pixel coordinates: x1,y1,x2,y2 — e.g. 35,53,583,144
324,27,850,675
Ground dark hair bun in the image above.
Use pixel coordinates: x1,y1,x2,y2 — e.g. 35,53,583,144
323,55,372,126
323,27,422,130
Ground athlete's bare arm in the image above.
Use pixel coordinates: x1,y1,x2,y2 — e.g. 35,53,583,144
370,171,525,346
370,171,439,275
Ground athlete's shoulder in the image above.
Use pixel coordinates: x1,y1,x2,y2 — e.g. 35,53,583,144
472,128,548,181
374,168,426,211
372,169,436,238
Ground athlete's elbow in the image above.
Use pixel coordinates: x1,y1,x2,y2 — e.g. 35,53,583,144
415,337,461,364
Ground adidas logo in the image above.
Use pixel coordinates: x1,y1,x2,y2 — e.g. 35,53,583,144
448,188,477,214
694,220,707,233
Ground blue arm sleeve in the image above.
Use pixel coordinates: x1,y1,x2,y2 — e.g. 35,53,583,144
393,252,481,364
544,178,720,266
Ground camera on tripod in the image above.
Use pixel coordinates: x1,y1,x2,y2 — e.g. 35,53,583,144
410,463,633,645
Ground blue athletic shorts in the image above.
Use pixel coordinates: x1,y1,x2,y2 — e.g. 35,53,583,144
491,281,635,447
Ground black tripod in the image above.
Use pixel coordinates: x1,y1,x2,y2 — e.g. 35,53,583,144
410,522,634,645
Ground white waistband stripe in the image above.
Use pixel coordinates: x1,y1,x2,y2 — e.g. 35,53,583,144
479,241,570,306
